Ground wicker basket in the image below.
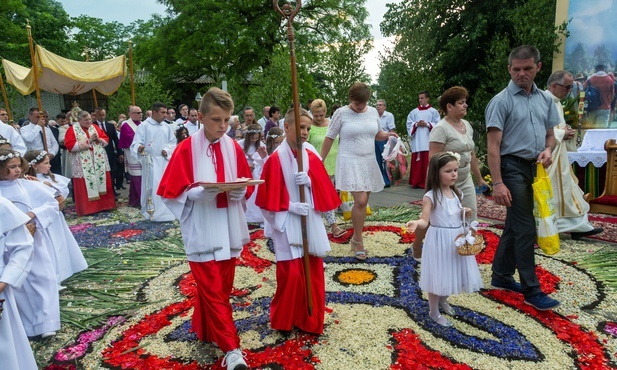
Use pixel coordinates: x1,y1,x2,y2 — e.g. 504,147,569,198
455,230,485,256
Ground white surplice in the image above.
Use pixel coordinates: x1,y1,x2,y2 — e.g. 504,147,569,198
405,107,440,153
259,141,331,262
130,117,177,221
239,139,266,223
19,122,60,156
0,122,27,155
0,196,38,369
0,179,60,336
30,175,87,281
547,92,595,233
162,131,250,262
36,172,70,199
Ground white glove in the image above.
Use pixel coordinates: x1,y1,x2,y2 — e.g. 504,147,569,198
295,171,311,187
187,187,221,201
229,187,246,201
288,202,310,216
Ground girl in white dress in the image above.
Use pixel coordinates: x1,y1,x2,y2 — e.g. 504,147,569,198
0,195,38,369
0,149,61,338
239,123,267,224
406,152,482,327
24,150,88,285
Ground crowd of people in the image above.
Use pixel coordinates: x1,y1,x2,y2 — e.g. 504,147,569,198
0,44,609,370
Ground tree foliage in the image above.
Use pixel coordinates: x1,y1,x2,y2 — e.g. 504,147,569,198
132,0,371,103
317,39,372,106
377,0,568,138
106,71,173,120
0,0,373,121
69,15,131,61
0,0,72,64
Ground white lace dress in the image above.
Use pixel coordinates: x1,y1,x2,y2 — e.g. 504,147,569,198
419,190,483,296
326,106,385,192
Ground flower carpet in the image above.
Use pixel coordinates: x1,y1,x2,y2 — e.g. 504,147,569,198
412,196,617,244
32,202,617,369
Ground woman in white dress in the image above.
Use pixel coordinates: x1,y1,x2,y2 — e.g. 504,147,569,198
0,195,38,369
320,83,398,259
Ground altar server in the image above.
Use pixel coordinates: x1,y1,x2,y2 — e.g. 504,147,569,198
157,87,253,370
256,108,341,335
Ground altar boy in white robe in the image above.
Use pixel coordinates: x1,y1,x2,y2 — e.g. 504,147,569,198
255,108,341,335
157,88,253,370
131,102,177,222
0,195,38,370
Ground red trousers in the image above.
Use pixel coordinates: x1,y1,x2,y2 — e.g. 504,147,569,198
270,256,325,335
188,259,240,352
408,151,429,188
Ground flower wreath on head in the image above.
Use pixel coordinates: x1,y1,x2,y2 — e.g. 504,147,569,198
246,129,261,134
0,138,11,145
175,125,187,132
29,150,47,166
267,133,284,139
444,151,461,164
0,151,21,162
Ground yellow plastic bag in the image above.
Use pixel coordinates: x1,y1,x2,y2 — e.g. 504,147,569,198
532,164,560,255
340,191,372,221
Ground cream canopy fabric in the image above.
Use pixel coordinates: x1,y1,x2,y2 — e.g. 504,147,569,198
2,45,125,96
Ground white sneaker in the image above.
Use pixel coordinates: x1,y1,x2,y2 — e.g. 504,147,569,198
41,331,57,338
222,348,247,370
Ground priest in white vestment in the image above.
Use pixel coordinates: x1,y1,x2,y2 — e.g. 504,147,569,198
546,71,603,240
131,103,177,222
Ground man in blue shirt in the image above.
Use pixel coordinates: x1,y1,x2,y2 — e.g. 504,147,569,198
485,45,561,311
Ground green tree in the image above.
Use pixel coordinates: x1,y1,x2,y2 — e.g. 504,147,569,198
1,0,73,64
132,0,371,100
377,0,568,145
565,43,590,74
68,15,130,61
318,39,372,106
106,71,173,120
592,44,613,71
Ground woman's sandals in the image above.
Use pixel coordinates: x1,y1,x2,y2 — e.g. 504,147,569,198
350,238,367,260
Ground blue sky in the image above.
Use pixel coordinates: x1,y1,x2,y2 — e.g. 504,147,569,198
565,0,617,60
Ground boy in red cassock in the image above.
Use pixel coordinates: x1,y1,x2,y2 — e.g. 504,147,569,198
157,87,252,370
256,108,341,335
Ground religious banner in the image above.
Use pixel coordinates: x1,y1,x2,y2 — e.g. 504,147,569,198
2,45,125,96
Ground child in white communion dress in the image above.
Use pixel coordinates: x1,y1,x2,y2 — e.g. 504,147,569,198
0,195,38,369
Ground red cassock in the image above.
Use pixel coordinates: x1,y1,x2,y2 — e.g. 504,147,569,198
64,125,116,216
256,148,340,334
156,136,253,352
408,151,429,188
